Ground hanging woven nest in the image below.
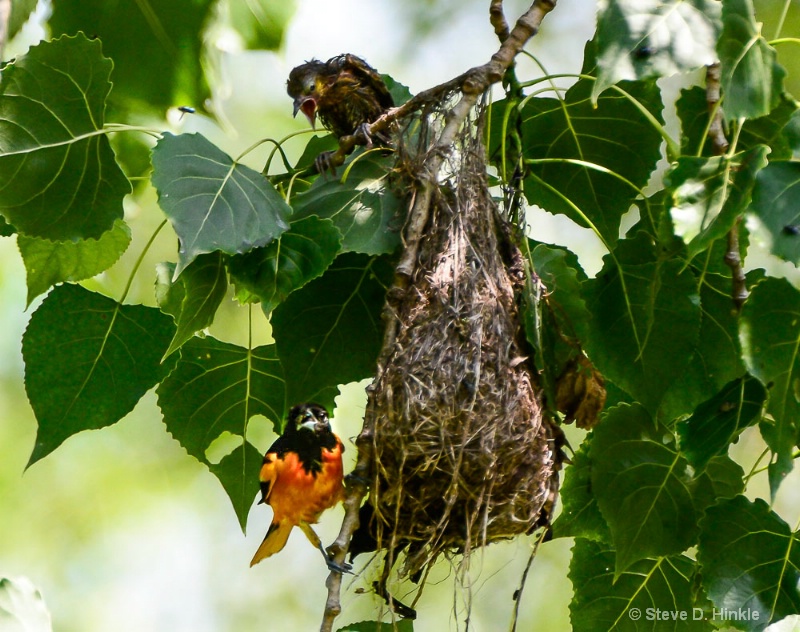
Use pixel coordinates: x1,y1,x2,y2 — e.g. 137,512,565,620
362,107,561,582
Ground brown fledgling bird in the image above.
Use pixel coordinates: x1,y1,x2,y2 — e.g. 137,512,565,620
287,54,394,146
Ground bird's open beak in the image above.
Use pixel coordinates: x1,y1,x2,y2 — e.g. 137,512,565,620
293,96,318,130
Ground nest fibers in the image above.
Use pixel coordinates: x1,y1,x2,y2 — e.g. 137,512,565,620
364,110,561,583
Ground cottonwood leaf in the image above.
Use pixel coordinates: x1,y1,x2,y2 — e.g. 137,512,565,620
272,253,393,410
699,496,800,630
151,133,290,276
208,441,264,530
750,161,800,265
18,220,132,307
570,539,710,632
49,0,214,113
678,376,766,470
156,337,285,463
552,442,610,542
23,284,176,466
519,77,663,245
292,153,403,255
718,0,786,120
228,216,342,313
593,0,721,100
740,277,800,497
583,255,700,414
160,253,228,359
590,404,703,573
0,34,130,240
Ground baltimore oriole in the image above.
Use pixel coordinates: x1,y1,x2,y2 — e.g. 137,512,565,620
250,403,349,572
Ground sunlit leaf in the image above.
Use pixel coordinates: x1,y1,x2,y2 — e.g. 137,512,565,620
157,336,285,462
519,78,663,245
593,0,721,100
699,496,800,630
18,220,132,306
23,284,176,466
292,153,403,255
0,34,130,240
570,539,709,632
49,0,214,113
740,277,800,497
272,253,393,409
750,161,800,265
8,0,38,41
151,133,291,275
718,0,786,119
228,216,342,313
0,576,52,632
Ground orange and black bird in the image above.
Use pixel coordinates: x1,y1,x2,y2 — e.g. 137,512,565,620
250,403,349,572
287,54,394,146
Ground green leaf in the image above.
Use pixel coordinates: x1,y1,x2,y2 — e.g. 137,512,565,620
272,253,394,409
0,576,52,632
750,161,800,264
208,441,263,530
667,146,769,262
678,87,797,158
292,153,403,255
718,0,786,120
8,0,38,41
531,243,590,342
222,0,295,50
0,34,130,240
592,0,721,100
22,284,177,466
740,277,800,497
151,133,291,275
0,216,14,237
697,454,745,502
520,78,664,245
678,376,766,470
569,539,710,632
161,253,228,359
590,404,703,573
699,496,800,630
49,0,214,112
18,220,132,307
156,337,285,463
228,216,342,313
552,441,610,542
583,255,701,414
659,272,746,419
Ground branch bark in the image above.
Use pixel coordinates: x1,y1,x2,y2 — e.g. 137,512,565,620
706,63,748,310
319,1,558,630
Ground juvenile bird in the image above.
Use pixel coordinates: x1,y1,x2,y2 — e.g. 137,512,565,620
287,54,394,146
250,403,348,573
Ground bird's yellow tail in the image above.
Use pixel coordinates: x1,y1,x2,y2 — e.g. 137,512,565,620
250,521,293,567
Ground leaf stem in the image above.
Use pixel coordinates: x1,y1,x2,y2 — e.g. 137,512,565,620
119,219,168,304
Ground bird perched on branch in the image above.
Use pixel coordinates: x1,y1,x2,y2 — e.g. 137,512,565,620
250,403,349,573
287,54,395,148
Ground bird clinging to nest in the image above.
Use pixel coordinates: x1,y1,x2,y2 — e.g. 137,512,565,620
287,54,395,172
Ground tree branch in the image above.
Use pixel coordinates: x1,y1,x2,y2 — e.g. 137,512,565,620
706,63,748,310
490,0,511,42
319,1,558,630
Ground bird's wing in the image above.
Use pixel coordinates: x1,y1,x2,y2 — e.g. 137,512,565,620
258,450,280,503
341,54,395,109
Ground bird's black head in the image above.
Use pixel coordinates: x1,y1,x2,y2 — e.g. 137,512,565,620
286,402,331,436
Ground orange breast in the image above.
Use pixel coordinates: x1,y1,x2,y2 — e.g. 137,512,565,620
265,442,344,525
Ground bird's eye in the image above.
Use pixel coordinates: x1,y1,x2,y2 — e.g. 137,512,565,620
305,410,314,418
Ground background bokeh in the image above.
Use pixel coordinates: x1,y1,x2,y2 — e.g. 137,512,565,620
1,0,799,630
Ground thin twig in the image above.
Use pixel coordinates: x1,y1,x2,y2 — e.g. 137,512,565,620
706,63,748,309
319,1,558,630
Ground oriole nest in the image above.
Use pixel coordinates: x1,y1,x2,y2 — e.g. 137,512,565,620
363,108,560,581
